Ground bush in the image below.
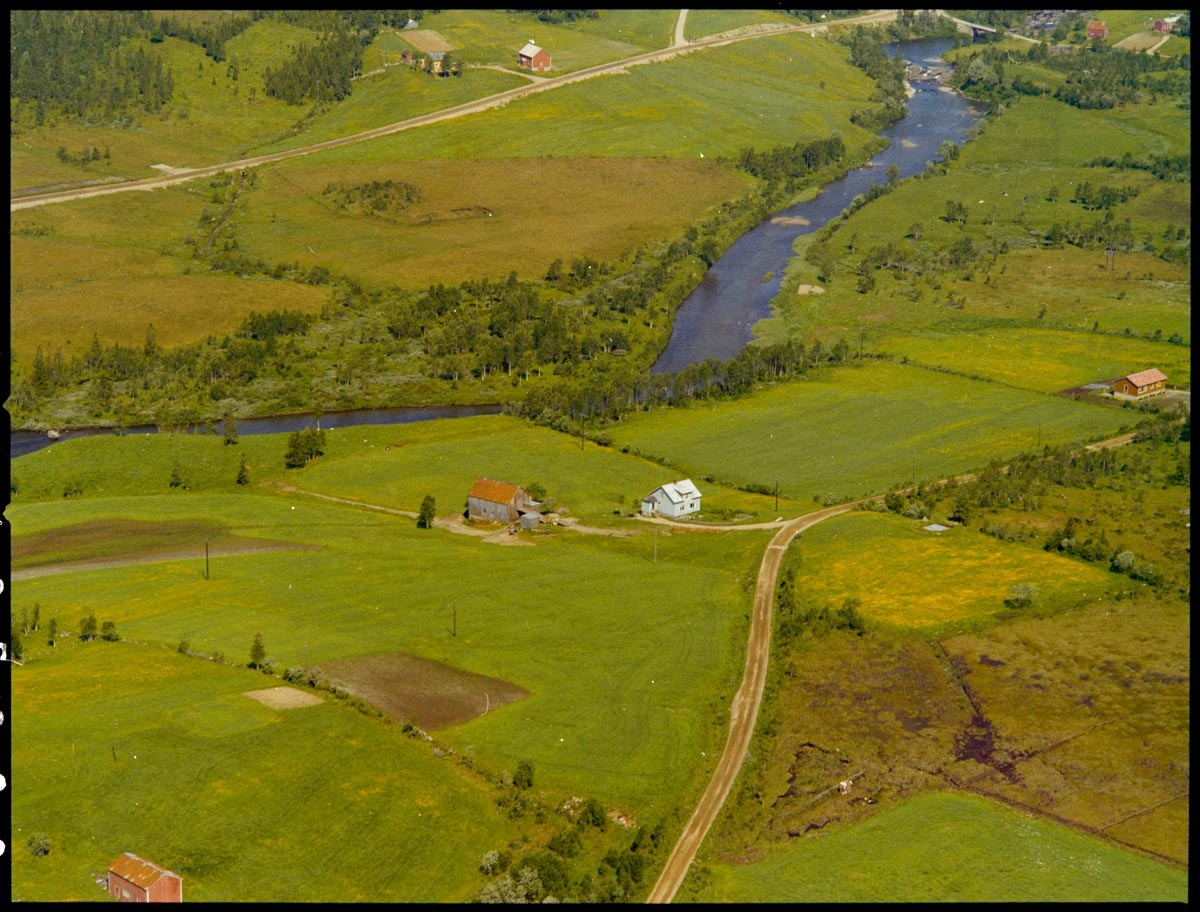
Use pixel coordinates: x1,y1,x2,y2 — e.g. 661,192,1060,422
27,833,51,857
1004,583,1038,609
100,620,119,641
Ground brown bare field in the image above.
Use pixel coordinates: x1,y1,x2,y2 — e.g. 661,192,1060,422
321,651,530,730
9,518,316,578
244,686,325,709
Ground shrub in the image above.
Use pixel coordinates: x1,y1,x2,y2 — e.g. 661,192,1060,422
27,833,51,857
1005,583,1038,609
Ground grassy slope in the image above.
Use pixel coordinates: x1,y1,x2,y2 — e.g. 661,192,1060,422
687,791,1187,902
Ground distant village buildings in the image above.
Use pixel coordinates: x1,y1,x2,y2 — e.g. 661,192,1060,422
641,479,702,519
107,853,183,903
518,42,552,72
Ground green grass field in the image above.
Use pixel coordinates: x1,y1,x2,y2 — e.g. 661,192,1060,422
10,641,525,903
683,791,1188,902
602,361,1137,502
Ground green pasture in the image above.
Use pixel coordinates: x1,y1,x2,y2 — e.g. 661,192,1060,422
296,31,880,165
9,414,778,522
418,9,676,71
9,641,524,902
684,791,1187,902
879,326,1192,393
683,9,800,39
601,361,1136,502
790,511,1118,628
10,417,774,811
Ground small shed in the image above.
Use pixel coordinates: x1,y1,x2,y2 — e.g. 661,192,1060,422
468,478,533,523
107,853,183,903
1086,20,1108,40
518,42,552,72
641,479,702,519
1112,368,1167,399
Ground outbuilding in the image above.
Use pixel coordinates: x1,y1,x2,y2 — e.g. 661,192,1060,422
641,479,702,519
1086,20,1108,39
518,42,552,72
1112,368,1167,399
468,478,534,524
107,853,182,903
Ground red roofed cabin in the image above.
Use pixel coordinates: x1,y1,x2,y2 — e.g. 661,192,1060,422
518,42,551,72
1112,368,1167,400
107,853,182,903
468,478,535,524
1086,20,1108,39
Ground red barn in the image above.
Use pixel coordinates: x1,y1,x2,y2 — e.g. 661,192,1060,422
518,42,552,72
1086,20,1108,40
1112,368,1167,399
107,853,182,903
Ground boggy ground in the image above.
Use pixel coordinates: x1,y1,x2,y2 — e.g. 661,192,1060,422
718,596,1189,869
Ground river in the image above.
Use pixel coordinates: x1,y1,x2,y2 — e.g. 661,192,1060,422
10,39,980,460
650,37,986,373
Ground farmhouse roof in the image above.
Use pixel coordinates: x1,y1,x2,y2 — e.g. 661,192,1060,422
651,479,701,504
1121,368,1167,386
109,853,179,889
519,43,543,57
469,478,525,505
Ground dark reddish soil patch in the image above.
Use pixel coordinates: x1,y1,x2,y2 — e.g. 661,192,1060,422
321,652,529,730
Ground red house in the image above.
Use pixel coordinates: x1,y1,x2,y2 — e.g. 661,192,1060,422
1086,20,1108,40
517,42,551,72
107,853,183,903
1112,368,1167,399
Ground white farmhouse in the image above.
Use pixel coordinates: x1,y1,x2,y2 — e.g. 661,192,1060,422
641,479,702,519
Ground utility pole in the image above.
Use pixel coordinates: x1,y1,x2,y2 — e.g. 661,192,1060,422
112,719,118,762
205,538,210,580
775,479,779,512
453,601,457,637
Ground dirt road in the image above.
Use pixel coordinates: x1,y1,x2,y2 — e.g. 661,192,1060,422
643,501,860,903
10,11,902,213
